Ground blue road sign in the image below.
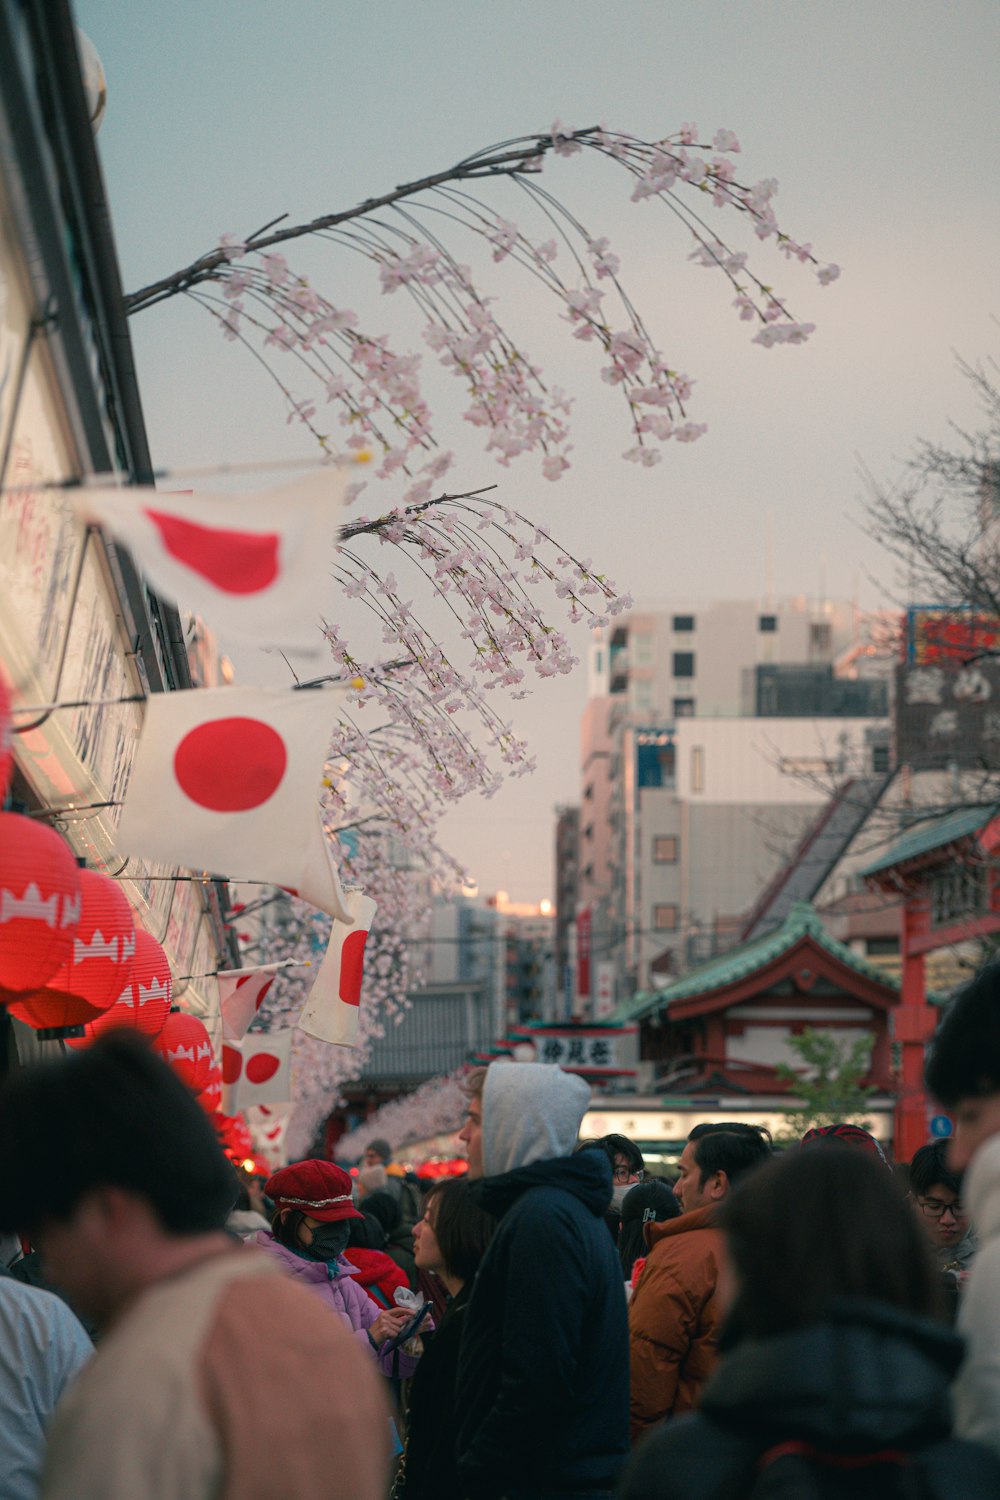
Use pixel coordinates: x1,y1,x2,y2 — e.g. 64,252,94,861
930,1115,953,1139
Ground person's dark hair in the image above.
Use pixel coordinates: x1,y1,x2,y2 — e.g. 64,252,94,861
690,1126,771,1190
366,1137,392,1164
688,1121,774,1147
618,1180,680,1279
575,1133,644,1175
0,1030,237,1235
349,1212,386,1251
270,1206,308,1249
720,1147,945,1342
363,1188,402,1237
909,1141,962,1199
233,1178,252,1212
925,961,1000,1107
427,1179,495,1285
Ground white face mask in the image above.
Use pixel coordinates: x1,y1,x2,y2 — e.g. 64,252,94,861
610,1183,631,1212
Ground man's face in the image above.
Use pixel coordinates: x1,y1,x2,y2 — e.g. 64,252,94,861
674,1140,726,1214
911,1180,969,1252
948,1092,1000,1172
362,1147,385,1169
457,1095,484,1179
35,1193,118,1324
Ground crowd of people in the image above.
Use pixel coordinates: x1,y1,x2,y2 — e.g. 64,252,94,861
3,961,1000,1497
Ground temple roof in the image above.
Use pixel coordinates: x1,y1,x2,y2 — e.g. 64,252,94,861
860,804,998,879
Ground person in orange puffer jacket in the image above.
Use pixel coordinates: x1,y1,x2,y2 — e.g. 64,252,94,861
629,1125,770,1440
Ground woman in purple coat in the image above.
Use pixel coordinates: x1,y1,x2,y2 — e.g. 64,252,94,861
254,1159,419,1379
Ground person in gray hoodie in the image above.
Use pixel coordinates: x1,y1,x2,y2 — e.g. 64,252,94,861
455,1061,630,1500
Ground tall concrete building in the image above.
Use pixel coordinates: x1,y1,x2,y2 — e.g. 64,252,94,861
570,599,893,1007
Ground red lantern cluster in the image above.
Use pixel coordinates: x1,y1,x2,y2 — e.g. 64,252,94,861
0,813,81,996
7,869,135,1035
216,1112,254,1160
69,928,172,1045
154,1011,215,1092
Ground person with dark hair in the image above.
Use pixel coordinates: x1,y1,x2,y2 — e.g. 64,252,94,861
344,1211,411,1308
801,1120,890,1166
0,1031,389,1500
909,1141,975,1278
628,1123,771,1437
577,1133,646,1241
924,961,1000,1450
617,1147,1000,1500
255,1159,419,1379
455,1061,630,1498
619,1180,680,1295
364,1188,419,1288
396,1179,496,1499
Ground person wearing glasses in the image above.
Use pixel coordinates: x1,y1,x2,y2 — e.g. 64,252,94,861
909,1141,976,1317
576,1133,646,1242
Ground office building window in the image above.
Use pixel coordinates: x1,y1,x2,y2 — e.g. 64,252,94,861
653,836,678,863
654,904,679,931
871,743,891,774
758,614,778,633
673,651,695,678
672,614,695,632
673,697,695,718
691,746,705,793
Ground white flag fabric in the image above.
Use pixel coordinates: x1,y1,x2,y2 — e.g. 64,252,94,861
298,891,377,1048
221,1029,293,1110
117,686,342,890
248,1102,293,1169
289,818,353,925
74,470,346,654
218,964,290,1042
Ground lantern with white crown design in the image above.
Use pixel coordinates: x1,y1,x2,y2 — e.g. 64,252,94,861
0,814,81,996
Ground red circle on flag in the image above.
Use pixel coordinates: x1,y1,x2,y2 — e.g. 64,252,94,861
221,1044,243,1084
338,929,369,1007
246,1052,280,1084
144,508,280,596
174,718,287,811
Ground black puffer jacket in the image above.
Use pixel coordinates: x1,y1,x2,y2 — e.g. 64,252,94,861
457,1152,629,1499
617,1298,1000,1500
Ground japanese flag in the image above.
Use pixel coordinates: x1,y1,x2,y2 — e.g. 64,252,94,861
218,963,293,1042
117,686,350,908
221,1029,293,1110
74,470,346,654
248,1102,293,1169
297,891,377,1048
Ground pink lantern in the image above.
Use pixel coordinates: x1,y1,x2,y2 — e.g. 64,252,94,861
0,814,81,996
154,1012,216,1093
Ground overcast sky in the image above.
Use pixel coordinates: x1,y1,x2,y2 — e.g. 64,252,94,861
77,0,1000,901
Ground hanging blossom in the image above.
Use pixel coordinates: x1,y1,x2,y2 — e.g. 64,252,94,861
136,120,837,476
336,1071,471,1162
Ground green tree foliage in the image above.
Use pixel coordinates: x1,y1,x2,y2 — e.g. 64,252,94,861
775,1027,875,1138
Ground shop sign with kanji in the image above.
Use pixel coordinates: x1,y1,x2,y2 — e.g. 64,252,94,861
518,1027,638,1073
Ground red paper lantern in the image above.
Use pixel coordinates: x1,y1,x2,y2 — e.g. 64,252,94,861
154,1012,216,1093
0,813,81,995
30,870,134,1008
72,928,171,1043
196,1067,223,1115
0,669,12,798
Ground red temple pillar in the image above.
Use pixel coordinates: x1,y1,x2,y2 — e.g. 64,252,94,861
893,892,937,1162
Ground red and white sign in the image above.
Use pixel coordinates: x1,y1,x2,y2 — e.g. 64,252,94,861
218,964,287,1042
221,1028,293,1109
117,686,344,892
297,891,377,1048
74,470,347,654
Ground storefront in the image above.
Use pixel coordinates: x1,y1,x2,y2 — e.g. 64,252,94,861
0,2,233,1068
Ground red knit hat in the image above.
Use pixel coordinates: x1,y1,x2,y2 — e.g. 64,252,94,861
265,1160,363,1221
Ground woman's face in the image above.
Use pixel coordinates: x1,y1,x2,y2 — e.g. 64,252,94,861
412,1198,445,1275
292,1213,323,1250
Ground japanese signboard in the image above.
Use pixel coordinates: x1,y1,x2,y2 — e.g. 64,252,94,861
895,660,1000,769
906,607,1000,667
515,1025,638,1073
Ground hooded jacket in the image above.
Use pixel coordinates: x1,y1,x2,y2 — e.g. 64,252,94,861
344,1246,411,1309
456,1063,629,1498
253,1232,418,1378
954,1133,1000,1449
628,1204,722,1437
617,1298,1000,1500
